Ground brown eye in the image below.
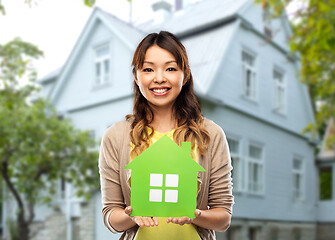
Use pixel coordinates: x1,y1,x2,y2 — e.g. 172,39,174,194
167,68,177,71
143,68,153,72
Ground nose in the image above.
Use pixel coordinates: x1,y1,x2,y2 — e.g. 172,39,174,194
154,70,166,84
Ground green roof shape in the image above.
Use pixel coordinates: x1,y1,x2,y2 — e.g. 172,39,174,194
124,135,205,218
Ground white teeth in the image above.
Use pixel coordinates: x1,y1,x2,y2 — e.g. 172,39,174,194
152,88,168,93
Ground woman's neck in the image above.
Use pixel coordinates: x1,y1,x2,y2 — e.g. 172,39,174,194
149,105,176,133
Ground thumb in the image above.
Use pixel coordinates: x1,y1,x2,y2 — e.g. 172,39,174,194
125,206,133,216
195,209,201,217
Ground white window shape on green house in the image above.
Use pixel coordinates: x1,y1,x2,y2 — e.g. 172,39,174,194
247,144,264,194
273,68,286,114
94,44,110,86
149,173,179,203
242,49,257,101
293,157,305,201
227,137,244,192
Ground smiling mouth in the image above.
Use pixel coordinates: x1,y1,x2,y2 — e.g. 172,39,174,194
151,88,170,93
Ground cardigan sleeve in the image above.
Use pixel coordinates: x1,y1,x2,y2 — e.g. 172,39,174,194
98,124,126,233
207,123,234,215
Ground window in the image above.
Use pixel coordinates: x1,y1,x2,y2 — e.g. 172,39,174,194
293,158,304,200
226,226,241,240
319,166,332,200
247,144,264,194
94,44,110,85
291,228,302,240
59,177,66,199
242,50,257,101
270,227,279,240
273,69,286,114
248,227,260,240
149,173,179,203
227,137,244,191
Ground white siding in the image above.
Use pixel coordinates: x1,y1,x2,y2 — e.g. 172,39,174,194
55,21,133,113
202,102,316,222
209,25,314,138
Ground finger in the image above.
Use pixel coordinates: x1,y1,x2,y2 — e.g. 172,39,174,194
142,217,153,227
166,217,172,223
180,217,192,225
183,217,191,224
195,209,201,217
178,218,186,225
173,217,192,225
125,206,133,216
153,217,159,226
146,217,155,227
134,217,144,227
171,217,183,225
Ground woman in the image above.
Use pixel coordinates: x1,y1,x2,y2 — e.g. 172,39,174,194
99,31,234,240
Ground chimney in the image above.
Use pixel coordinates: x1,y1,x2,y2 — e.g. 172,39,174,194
175,0,183,11
175,0,192,11
152,0,172,24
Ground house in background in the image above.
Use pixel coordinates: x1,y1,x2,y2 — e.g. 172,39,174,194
1,0,325,239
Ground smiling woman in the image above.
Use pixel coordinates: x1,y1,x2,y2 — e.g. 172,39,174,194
135,45,185,114
98,31,234,240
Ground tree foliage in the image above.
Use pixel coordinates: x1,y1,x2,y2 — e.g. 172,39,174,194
0,38,99,240
255,0,335,148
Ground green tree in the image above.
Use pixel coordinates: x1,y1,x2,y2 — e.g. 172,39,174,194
255,0,335,148
0,38,99,240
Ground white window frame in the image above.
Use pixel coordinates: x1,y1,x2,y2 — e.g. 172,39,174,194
227,136,245,192
94,43,111,86
292,156,305,201
247,143,264,195
273,67,286,115
149,173,179,203
242,49,258,101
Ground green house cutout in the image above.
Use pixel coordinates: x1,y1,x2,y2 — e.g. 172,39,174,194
124,135,205,218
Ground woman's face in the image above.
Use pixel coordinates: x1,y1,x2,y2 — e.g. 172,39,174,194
135,45,186,111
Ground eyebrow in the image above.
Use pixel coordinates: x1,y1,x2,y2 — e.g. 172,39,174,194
143,60,177,65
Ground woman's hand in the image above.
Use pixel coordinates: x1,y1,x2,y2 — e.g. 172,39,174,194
166,209,201,226
124,206,159,228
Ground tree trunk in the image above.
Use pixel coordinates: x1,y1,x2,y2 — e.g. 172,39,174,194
17,211,30,240
1,157,31,240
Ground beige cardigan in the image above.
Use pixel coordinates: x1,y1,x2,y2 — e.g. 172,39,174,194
98,118,234,240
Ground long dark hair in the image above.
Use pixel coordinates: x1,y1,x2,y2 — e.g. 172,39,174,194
127,31,209,158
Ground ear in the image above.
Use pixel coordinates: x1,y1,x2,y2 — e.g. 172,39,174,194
182,79,187,86
182,72,188,86
134,72,139,86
